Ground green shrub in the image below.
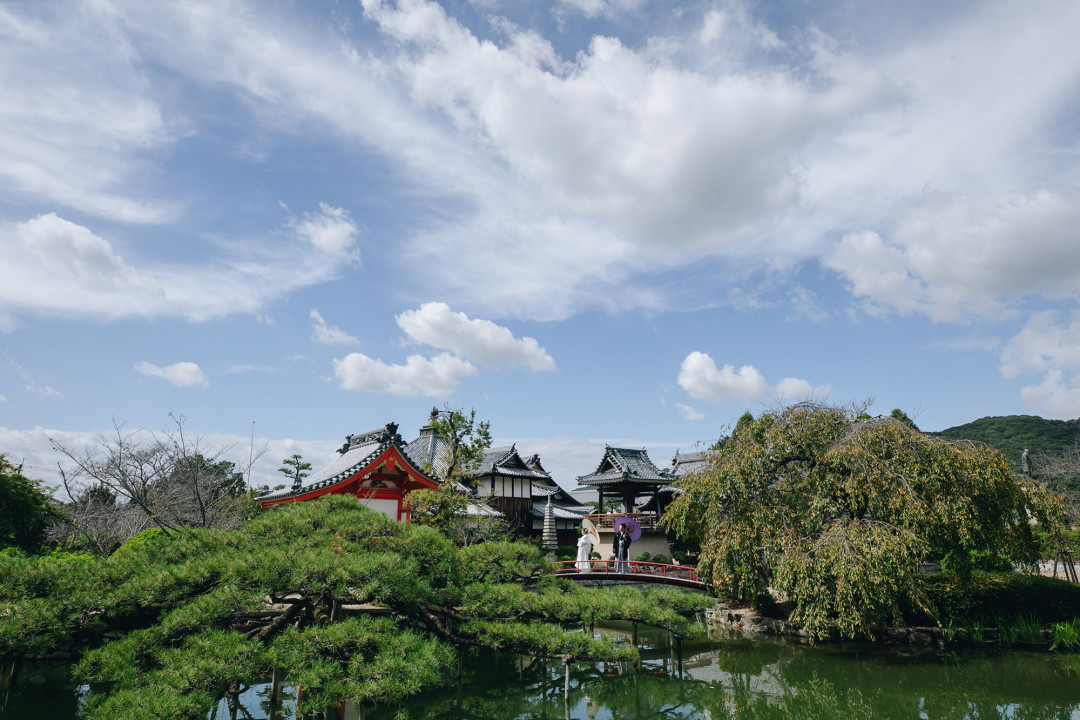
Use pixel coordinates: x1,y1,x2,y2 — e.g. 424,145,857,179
114,528,169,558
634,551,651,562
556,545,576,560
651,554,669,564
968,550,1015,573
915,572,1080,625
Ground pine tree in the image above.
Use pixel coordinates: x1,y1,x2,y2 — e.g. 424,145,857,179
278,454,311,490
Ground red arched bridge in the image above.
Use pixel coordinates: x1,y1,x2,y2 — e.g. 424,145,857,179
549,560,706,591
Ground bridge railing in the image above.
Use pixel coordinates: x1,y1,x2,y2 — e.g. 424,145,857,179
549,559,700,584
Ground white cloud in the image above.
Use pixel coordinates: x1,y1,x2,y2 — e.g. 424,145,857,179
676,403,704,421
677,351,829,406
310,309,361,346
0,207,360,322
395,302,556,370
823,192,1080,323
289,203,360,257
677,352,769,405
134,361,209,388
0,3,177,223
999,311,1080,380
361,0,895,254
786,285,830,323
24,383,64,400
332,352,477,397
1018,370,1080,421
774,377,831,401
997,311,1080,419
555,0,646,20
0,393,6,402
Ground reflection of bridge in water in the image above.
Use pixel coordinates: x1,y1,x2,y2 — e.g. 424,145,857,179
549,560,706,591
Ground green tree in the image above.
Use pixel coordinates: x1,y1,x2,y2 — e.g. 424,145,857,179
408,483,512,546
664,402,1069,640
428,406,492,480
890,408,920,431
277,453,311,488
0,496,710,719
0,454,63,553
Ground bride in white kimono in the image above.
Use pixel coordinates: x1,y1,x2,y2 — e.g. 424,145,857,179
575,526,594,572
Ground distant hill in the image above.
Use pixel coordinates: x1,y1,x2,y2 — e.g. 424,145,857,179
933,415,1080,499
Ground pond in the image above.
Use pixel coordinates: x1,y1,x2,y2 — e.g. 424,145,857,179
2,624,1079,719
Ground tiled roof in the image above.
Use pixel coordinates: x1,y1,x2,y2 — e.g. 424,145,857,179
259,423,411,502
404,426,452,479
527,503,588,520
466,502,504,518
670,450,710,478
475,445,551,479
531,482,584,506
570,488,599,505
525,453,548,474
405,429,551,482
576,446,672,486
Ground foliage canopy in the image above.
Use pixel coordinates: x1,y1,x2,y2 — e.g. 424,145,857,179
0,496,709,719
0,454,63,553
934,414,1080,501
427,406,492,480
664,403,1071,640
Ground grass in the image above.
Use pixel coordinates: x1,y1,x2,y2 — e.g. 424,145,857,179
1014,615,1044,645
966,616,987,642
1050,619,1080,651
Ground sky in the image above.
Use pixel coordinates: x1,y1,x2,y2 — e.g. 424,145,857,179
3,0,1080,493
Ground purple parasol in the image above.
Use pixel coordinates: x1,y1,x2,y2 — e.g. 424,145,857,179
614,516,642,542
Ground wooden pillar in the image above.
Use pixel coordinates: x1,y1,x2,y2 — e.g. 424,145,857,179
563,659,571,702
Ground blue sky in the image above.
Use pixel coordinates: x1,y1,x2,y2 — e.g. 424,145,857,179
3,0,1080,491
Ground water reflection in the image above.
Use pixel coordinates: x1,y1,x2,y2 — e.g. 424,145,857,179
2,627,1079,720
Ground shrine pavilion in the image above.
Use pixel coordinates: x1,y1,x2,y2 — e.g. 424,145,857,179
574,446,674,516
257,423,437,522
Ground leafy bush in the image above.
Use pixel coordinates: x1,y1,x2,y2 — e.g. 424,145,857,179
113,528,169,558
914,572,1080,625
556,545,576,560
967,550,1015,573
634,552,651,562
651,554,669,564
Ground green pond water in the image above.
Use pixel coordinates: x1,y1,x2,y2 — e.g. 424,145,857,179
3,624,1079,719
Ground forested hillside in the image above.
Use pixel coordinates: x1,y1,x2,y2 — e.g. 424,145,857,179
934,415,1080,500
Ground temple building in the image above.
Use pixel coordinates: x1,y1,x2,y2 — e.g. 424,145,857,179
574,446,674,515
406,422,584,536
256,423,437,522
574,446,675,559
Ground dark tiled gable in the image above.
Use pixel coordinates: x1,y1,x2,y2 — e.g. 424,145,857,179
576,446,672,486
670,450,710,478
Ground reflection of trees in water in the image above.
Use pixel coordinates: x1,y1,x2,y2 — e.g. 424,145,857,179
353,639,1080,720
